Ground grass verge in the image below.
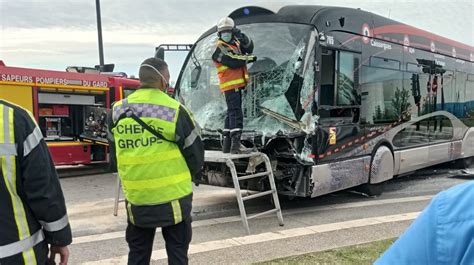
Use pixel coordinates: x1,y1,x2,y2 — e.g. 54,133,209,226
255,238,395,265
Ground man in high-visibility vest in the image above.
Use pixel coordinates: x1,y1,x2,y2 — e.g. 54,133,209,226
111,57,204,265
0,100,72,265
212,17,257,154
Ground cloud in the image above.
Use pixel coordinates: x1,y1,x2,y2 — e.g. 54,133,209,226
0,0,96,29
0,0,472,77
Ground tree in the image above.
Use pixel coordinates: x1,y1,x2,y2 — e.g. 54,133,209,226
373,105,384,122
392,87,412,121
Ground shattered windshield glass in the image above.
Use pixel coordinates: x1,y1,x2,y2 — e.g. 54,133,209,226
177,23,313,136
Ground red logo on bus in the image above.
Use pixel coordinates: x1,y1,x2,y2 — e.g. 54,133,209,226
362,23,371,44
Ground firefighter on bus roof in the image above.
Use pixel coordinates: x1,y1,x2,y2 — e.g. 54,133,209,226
212,17,257,154
0,100,72,265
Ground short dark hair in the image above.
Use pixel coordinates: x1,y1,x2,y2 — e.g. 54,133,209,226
138,57,168,88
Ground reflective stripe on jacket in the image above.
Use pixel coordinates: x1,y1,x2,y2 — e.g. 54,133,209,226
112,89,195,227
214,40,250,92
0,100,72,264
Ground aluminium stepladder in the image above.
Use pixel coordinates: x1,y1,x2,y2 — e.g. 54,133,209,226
204,150,284,234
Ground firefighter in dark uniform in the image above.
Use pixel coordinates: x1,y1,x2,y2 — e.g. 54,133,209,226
110,58,205,265
0,100,72,265
212,17,257,154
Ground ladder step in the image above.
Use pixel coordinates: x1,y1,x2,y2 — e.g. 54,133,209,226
247,208,279,220
238,171,271,181
242,190,274,201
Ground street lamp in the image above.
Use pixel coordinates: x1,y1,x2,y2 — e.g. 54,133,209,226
96,0,104,67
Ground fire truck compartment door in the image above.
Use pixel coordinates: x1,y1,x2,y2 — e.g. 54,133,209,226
38,93,95,105
0,84,34,112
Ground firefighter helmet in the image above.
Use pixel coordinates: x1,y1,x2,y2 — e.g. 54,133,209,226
217,17,235,32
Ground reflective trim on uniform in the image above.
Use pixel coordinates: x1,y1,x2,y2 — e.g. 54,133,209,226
113,100,177,123
23,126,43,156
114,90,192,211
217,65,229,72
183,128,200,149
219,78,246,89
0,230,44,259
117,150,182,165
127,203,135,225
122,172,190,190
1,105,36,264
222,50,250,61
39,214,69,232
230,128,242,132
0,143,17,156
171,200,182,224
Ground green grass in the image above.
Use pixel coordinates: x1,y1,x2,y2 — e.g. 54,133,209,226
255,238,395,265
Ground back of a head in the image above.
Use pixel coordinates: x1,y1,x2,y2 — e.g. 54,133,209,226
139,57,168,88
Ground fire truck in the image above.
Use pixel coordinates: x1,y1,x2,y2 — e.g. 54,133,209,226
0,60,139,166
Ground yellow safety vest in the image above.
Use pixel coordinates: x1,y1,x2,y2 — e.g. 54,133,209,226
112,89,192,211
215,40,250,92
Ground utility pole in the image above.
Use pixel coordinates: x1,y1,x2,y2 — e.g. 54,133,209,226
95,0,105,67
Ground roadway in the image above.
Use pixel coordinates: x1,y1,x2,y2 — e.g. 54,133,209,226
60,164,471,264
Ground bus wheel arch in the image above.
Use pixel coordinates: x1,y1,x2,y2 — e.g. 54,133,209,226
356,143,394,197
369,144,394,184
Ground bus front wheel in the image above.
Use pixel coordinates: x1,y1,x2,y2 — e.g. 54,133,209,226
462,156,474,171
356,182,385,197
357,145,394,197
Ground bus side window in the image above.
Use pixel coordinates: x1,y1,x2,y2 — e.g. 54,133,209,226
320,49,335,106
336,51,360,106
319,49,360,121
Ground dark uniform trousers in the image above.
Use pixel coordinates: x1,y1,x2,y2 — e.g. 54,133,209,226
126,216,192,265
224,88,244,131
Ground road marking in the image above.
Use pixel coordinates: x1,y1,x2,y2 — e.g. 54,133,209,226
83,211,420,264
71,195,433,245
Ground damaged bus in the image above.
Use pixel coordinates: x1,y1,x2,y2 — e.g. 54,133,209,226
174,6,474,197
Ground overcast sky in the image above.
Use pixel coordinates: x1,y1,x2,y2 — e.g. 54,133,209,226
1,0,473,81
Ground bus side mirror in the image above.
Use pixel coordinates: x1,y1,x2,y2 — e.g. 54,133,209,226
155,47,165,60
191,66,202,88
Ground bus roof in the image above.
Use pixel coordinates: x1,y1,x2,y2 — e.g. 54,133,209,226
199,5,474,62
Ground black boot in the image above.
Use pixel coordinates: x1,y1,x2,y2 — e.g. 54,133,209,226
222,131,231,153
230,131,242,154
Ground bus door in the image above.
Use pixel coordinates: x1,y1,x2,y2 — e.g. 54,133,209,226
318,48,361,160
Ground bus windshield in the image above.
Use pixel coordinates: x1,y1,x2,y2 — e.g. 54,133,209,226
176,23,313,136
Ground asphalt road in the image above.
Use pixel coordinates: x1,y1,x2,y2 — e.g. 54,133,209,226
59,164,472,264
